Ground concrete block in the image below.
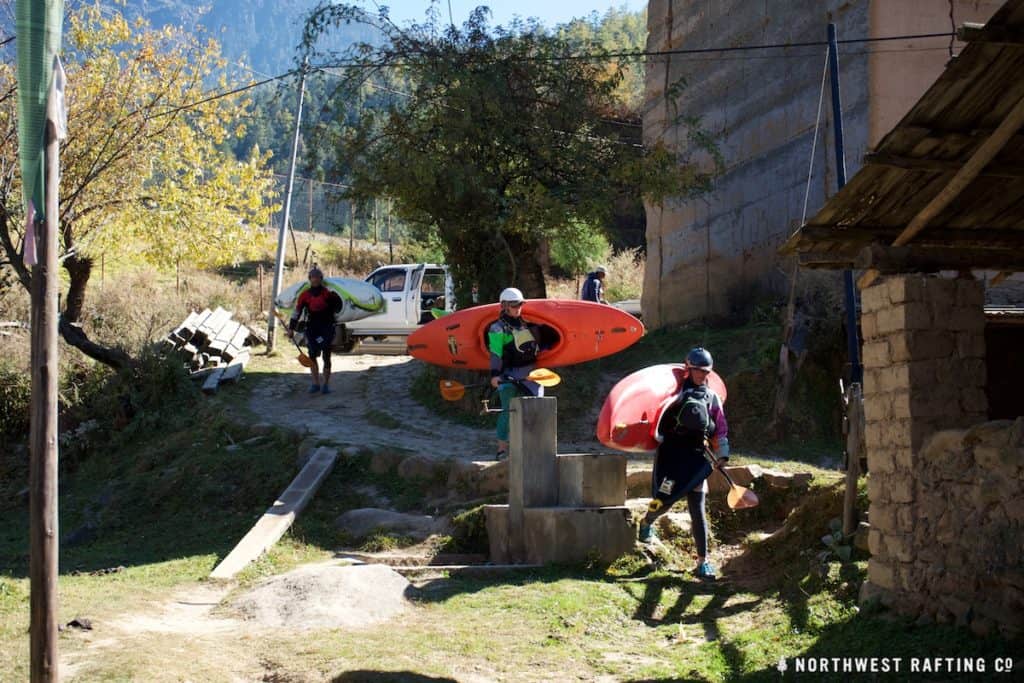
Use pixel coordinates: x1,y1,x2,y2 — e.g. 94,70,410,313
862,341,890,369
902,302,933,330
887,276,924,305
557,453,627,507
522,507,635,565
861,284,889,313
955,332,986,360
484,505,511,564
949,306,986,332
509,397,559,510
860,311,879,341
955,279,985,308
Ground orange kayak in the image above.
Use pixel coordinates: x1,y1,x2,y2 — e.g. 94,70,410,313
406,300,644,370
596,364,728,452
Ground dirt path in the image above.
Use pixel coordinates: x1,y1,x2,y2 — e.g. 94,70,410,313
248,353,605,460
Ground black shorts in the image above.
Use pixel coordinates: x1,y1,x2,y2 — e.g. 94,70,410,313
306,327,335,358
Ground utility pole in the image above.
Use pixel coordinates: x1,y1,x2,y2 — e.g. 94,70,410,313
267,58,309,352
827,23,862,385
828,23,864,538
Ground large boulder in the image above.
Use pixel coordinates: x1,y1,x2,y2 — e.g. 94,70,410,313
233,563,409,630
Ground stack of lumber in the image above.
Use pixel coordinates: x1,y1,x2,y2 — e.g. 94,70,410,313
165,307,260,394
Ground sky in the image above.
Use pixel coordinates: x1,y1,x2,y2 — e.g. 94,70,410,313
370,1,646,28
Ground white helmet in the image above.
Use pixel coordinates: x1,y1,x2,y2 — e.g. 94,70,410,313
595,265,607,274
499,287,524,304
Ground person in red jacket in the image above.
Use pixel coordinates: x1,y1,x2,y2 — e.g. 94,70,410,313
288,266,343,394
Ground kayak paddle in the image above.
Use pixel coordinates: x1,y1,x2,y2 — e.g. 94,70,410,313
439,368,561,401
704,445,759,510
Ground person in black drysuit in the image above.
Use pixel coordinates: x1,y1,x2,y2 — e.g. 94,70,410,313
580,266,608,304
288,265,343,394
638,347,730,580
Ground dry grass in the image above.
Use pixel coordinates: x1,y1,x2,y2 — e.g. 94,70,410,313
547,248,645,302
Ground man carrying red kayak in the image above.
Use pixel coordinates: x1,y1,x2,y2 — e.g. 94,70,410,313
288,266,343,394
487,287,545,460
639,347,730,580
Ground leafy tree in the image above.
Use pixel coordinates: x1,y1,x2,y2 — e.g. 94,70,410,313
303,4,716,303
0,2,278,367
549,220,611,289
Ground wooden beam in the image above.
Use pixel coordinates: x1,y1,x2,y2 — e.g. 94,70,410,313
863,152,1024,179
957,22,1024,46
854,244,1024,274
860,92,1024,288
797,225,1024,250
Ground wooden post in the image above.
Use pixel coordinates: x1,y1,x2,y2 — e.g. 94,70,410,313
387,199,394,263
507,397,559,562
307,177,313,234
30,118,61,683
372,198,378,244
175,257,180,295
257,263,264,315
349,201,355,261
842,382,864,537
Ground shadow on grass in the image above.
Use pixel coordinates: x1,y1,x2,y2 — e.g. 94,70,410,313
332,672,457,683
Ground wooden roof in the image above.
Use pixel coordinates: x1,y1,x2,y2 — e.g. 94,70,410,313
782,0,1024,283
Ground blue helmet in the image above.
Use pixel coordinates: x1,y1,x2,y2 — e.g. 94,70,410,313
685,347,713,371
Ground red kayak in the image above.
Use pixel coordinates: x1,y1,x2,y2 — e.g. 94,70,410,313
406,299,643,370
596,364,728,452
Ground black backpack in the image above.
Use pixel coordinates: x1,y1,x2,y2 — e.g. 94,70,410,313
672,385,715,435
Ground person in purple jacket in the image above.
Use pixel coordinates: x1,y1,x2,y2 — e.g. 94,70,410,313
638,346,730,580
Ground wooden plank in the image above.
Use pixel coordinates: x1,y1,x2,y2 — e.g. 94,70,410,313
854,244,1024,274
863,152,1024,179
210,448,339,579
796,225,1024,250
201,368,226,395
957,22,1024,46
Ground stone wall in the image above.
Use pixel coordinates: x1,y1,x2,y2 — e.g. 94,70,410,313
859,275,1023,638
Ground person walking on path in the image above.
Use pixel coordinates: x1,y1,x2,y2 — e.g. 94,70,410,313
487,287,544,459
638,346,730,580
288,265,343,394
581,265,608,304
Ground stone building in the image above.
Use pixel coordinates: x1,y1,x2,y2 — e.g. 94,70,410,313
785,0,1024,639
642,0,1001,327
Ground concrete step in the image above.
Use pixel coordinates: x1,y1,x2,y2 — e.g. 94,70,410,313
485,504,635,565
393,564,544,579
335,552,487,567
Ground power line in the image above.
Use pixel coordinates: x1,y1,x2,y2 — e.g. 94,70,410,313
139,31,963,121
314,30,960,69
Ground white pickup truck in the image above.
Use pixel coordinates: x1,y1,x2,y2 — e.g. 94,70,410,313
337,263,455,351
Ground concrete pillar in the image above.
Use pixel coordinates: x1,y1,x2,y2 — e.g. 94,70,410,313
507,397,559,562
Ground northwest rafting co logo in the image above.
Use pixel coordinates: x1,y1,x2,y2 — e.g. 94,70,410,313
777,656,788,673
447,335,458,356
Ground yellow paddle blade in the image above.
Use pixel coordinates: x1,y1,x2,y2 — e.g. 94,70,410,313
297,353,313,368
439,379,466,401
727,484,760,510
528,368,561,387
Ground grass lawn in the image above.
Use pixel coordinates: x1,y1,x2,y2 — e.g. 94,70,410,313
2,334,1019,680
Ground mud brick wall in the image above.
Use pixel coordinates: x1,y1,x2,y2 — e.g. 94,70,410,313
858,275,1023,638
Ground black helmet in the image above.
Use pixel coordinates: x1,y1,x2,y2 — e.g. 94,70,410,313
685,347,713,371
308,265,324,279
